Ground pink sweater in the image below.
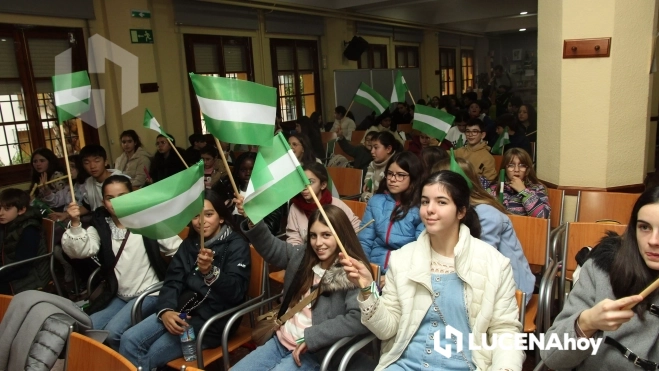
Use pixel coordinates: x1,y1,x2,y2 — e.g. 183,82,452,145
285,197,361,245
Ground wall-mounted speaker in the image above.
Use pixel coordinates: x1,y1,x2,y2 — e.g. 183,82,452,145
343,36,369,61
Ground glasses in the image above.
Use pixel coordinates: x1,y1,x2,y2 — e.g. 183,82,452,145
506,163,528,170
386,171,409,181
465,130,482,136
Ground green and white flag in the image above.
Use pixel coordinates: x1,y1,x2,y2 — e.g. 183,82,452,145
190,73,277,146
143,109,172,139
353,83,389,115
390,70,408,104
413,105,455,142
327,173,340,198
243,133,310,223
111,161,205,239
491,128,510,155
455,134,465,149
52,71,91,122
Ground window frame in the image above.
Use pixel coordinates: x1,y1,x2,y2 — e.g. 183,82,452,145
461,49,475,93
395,45,419,68
0,24,97,186
183,34,255,135
358,44,388,69
439,47,457,96
269,38,321,124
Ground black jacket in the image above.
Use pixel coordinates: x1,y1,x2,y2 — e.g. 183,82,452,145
87,207,169,314
156,228,251,346
150,147,187,183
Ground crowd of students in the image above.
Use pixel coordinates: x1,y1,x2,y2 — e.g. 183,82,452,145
2,83,655,370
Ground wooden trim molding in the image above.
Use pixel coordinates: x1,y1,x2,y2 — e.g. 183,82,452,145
542,180,644,196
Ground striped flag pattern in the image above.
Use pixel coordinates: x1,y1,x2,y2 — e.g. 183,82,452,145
243,133,310,223
111,161,205,239
143,109,171,139
413,105,455,142
491,129,510,155
390,70,408,103
52,71,91,123
190,73,277,146
353,83,389,115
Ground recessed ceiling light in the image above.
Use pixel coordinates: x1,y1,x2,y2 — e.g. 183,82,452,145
519,28,527,31
520,11,528,15
0,39,5,42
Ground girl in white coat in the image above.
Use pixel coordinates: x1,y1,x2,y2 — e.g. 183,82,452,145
341,170,524,371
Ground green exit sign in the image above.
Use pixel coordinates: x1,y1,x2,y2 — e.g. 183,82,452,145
130,29,154,44
131,10,151,18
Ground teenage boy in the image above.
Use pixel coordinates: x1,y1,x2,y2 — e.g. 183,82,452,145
495,114,532,155
0,188,49,294
183,133,206,165
336,130,379,175
80,144,123,212
445,111,468,148
455,118,497,182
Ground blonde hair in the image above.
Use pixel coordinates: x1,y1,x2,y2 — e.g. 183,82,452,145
501,148,541,185
433,157,508,214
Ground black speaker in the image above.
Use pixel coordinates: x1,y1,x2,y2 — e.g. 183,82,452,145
343,36,369,61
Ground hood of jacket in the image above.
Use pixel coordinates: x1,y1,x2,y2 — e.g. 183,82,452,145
585,231,621,273
465,141,491,153
320,262,359,293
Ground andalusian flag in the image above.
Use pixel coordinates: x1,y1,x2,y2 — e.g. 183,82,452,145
390,70,408,103
491,128,510,155
190,73,277,146
52,71,91,122
111,161,205,239
143,109,171,139
327,174,340,198
413,105,454,142
353,83,388,115
243,133,310,223
450,149,472,190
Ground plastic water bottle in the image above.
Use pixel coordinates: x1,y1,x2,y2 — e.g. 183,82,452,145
179,313,197,362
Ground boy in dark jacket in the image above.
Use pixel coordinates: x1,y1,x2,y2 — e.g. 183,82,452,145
336,131,378,175
0,188,49,294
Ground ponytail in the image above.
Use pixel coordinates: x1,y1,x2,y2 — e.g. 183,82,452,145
462,207,481,238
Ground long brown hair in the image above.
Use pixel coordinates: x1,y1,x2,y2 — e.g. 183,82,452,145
432,157,508,214
502,148,541,185
287,204,373,307
610,187,659,315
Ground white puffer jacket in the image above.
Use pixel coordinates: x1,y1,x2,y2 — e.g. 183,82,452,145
360,224,524,371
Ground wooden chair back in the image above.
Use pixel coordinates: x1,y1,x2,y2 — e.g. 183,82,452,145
493,155,503,171
546,188,565,229
508,214,550,267
249,245,266,299
342,200,367,219
66,332,137,371
563,222,627,277
326,167,363,197
42,218,55,254
0,294,11,321
178,226,190,240
397,123,413,134
321,132,337,144
333,143,354,161
350,131,366,145
575,191,640,223
403,140,411,151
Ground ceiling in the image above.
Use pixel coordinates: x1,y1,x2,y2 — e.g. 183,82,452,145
276,0,538,34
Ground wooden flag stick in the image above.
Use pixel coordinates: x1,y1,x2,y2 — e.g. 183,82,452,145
29,183,39,198
623,276,659,310
214,137,240,197
42,175,70,186
345,101,354,118
166,137,189,169
407,90,416,104
306,184,351,260
356,219,374,233
58,124,77,204
195,204,206,271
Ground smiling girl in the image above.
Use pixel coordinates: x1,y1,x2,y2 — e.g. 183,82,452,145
492,148,550,218
62,175,181,351
232,201,371,371
342,170,523,370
